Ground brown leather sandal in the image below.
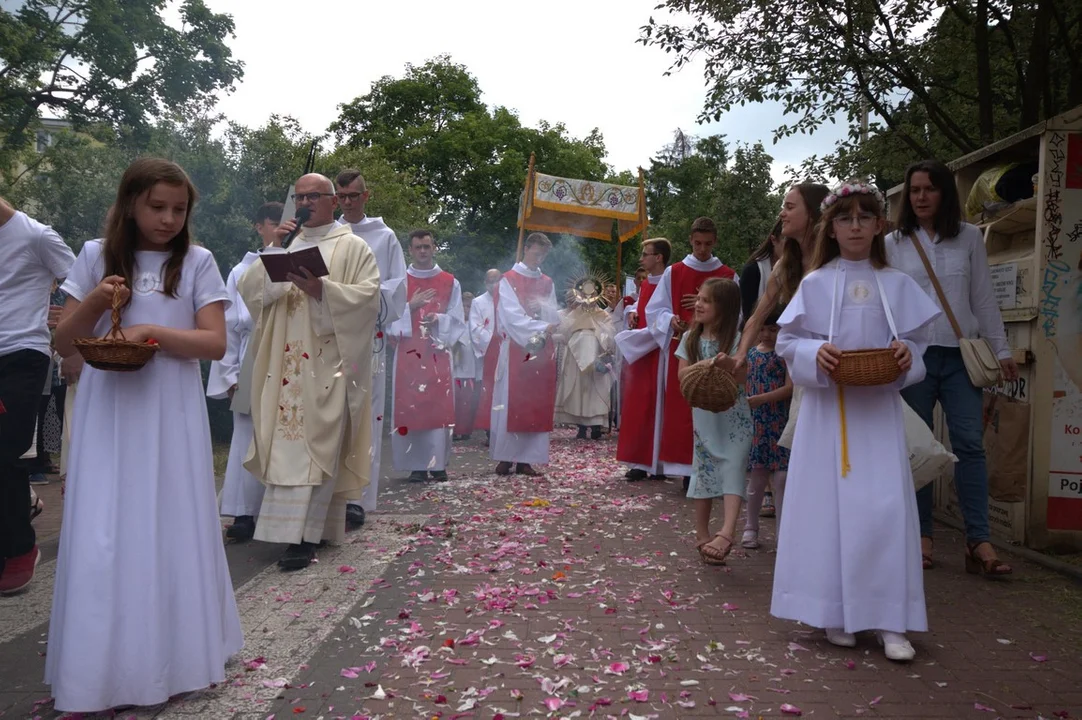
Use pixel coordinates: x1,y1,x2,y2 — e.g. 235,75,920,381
696,538,727,565
965,541,1012,577
921,537,934,570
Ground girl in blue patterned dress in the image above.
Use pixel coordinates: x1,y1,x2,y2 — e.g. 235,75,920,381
742,307,793,549
676,278,754,565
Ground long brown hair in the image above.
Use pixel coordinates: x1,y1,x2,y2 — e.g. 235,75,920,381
748,218,783,263
810,193,889,270
774,183,830,303
103,157,197,306
684,277,741,364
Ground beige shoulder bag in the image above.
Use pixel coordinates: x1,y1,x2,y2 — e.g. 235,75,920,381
909,234,1002,387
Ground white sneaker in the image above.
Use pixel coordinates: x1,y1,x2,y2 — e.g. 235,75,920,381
825,628,856,647
741,530,760,549
877,631,916,661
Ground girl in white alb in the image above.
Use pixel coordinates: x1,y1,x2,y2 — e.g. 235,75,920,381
49,158,242,713
771,181,940,662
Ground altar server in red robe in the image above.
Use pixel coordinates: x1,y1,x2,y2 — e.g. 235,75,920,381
615,238,672,481
644,218,738,482
490,233,559,476
388,230,465,482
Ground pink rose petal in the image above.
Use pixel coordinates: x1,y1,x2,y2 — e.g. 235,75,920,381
1030,652,1048,662
781,703,803,715
606,661,629,674
628,689,649,702
543,698,565,711
974,702,997,712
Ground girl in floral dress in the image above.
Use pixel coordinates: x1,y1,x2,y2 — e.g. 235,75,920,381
676,278,754,565
742,307,793,549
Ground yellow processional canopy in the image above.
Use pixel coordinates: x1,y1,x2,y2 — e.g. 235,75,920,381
515,154,648,280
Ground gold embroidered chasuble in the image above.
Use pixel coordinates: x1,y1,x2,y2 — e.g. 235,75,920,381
238,225,381,499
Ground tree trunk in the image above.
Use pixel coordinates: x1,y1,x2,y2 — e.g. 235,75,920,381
1021,0,1053,127
975,0,995,144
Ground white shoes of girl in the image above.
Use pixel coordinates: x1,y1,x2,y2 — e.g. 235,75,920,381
825,628,856,647
825,629,916,661
878,631,916,661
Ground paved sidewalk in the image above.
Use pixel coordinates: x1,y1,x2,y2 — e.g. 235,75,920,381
3,430,1081,719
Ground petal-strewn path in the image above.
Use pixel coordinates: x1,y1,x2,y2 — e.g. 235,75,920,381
3,429,1081,719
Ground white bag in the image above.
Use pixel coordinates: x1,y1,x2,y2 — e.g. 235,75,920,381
778,386,955,489
905,402,957,490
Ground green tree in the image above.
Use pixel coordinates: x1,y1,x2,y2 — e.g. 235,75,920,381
0,0,243,176
639,0,1081,182
320,144,437,235
330,55,612,293
644,130,781,269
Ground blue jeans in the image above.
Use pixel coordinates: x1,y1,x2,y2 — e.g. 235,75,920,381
900,346,990,544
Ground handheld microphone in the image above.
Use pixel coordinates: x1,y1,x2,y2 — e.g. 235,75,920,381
282,207,312,249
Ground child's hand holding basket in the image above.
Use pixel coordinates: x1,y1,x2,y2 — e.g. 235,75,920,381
72,281,161,372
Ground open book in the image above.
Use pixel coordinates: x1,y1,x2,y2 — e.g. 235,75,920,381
259,245,329,283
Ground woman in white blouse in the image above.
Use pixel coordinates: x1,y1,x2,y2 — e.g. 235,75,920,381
886,160,1019,577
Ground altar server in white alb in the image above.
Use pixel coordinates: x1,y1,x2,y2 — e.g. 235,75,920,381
771,181,940,663
49,158,242,712
490,233,560,477
335,169,407,527
387,230,466,481
206,201,282,541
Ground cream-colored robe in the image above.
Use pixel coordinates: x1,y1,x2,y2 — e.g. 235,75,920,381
554,305,615,427
238,224,380,544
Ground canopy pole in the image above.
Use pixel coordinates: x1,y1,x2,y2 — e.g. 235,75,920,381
516,153,536,263
624,166,647,289
616,236,622,287
639,166,648,245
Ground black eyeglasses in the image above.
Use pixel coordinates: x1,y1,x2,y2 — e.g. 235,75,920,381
336,192,363,201
291,192,335,203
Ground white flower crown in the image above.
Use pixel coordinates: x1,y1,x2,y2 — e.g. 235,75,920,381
820,181,885,212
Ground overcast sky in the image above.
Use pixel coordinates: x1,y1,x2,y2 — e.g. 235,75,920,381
203,1,848,184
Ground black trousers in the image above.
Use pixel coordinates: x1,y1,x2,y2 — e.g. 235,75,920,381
0,349,49,570
23,384,64,473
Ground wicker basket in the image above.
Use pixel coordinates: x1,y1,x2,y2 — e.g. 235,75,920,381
72,288,159,372
830,348,901,387
679,362,739,413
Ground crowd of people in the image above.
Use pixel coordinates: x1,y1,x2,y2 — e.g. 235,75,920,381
0,156,1018,713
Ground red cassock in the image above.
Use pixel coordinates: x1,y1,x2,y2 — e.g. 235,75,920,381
502,269,558,433
659,261,736,466
393,271,456,430
473,293,500,431
615,281,660,467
